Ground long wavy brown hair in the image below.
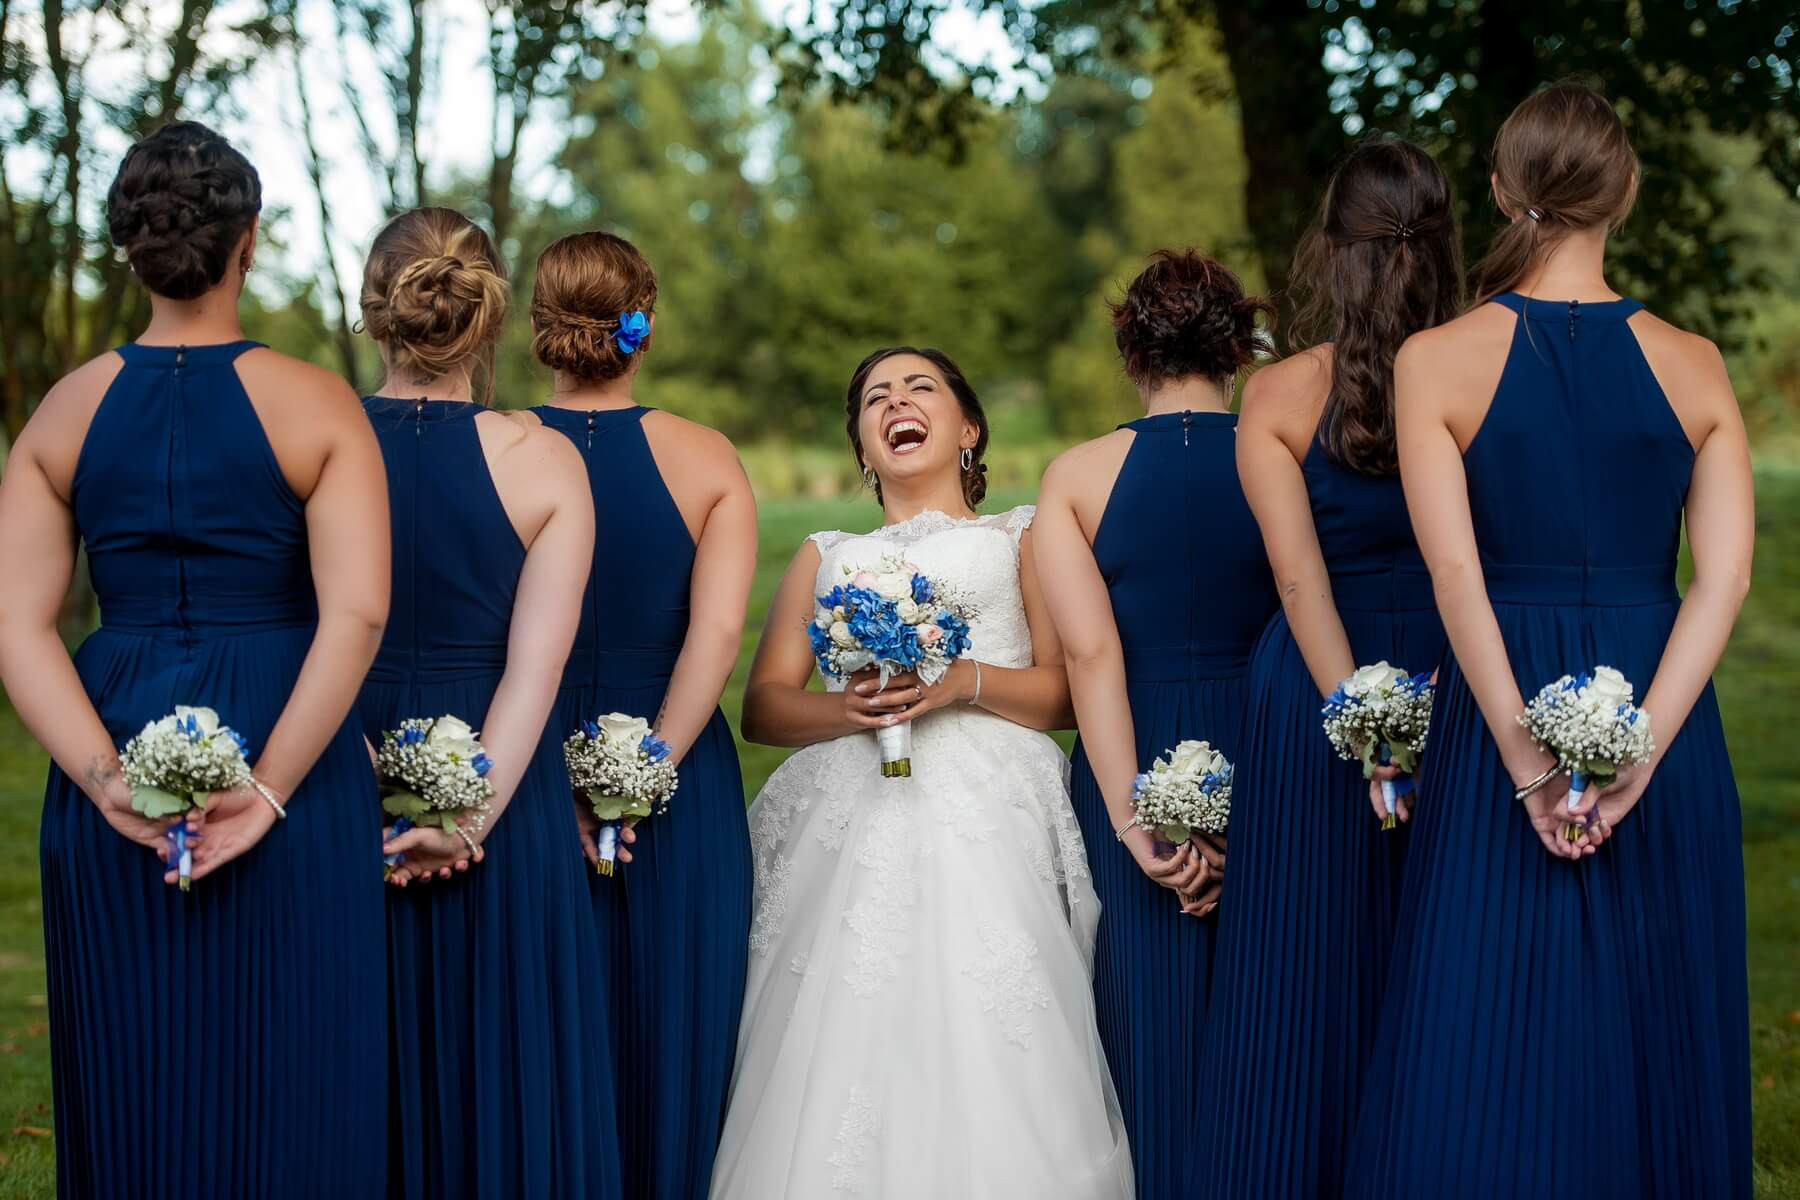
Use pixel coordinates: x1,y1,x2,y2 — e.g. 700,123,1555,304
1288,140,1463,476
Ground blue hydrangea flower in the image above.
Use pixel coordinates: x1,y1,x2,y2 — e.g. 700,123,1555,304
911,575,933,604
613,310,650,354
471,753,493,777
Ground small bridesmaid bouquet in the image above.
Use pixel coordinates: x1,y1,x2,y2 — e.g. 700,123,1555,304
376,715,494,877
808,553,977,779
1519,666,1654,842
1322,662,1435,830
119,705,252,891
564,713,679,877
1131,740,1233,852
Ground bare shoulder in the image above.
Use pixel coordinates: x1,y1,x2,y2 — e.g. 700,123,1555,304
1041,428,1132,495
1242,347,1330,430
1397,302,1514,376
641,408,738,462
27,351,125,438
1626,309,1735,442
234,347,360,419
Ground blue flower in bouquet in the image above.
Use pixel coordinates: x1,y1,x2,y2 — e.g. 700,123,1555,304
471,752,493,777
643,734,673,763
613,309,650,354
911,574,933,604
933,610,973,659
402,724,427,746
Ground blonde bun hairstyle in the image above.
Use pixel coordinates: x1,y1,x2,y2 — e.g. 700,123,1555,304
530,231,658,383
360,207,509,400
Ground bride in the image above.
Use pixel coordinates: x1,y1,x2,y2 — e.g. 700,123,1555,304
710,347,1132,1198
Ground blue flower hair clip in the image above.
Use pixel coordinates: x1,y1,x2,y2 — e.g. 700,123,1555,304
613,310,650,355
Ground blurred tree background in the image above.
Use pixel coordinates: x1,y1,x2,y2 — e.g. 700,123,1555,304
2,0,1797,466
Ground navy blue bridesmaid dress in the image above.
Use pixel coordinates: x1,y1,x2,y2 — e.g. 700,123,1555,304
1069,410,1278,1200
39,341,385,1197
1346,295,1750,1198
1192,418,1446,1198
359,397,621,1200
532,403,752,1200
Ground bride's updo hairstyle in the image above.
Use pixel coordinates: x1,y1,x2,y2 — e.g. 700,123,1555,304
845,346,991,509
106,121,262,301
359,207,509,401
530,231,659,382
1289,138,1461,476
1474,81,1639,304
1111,249,1274,389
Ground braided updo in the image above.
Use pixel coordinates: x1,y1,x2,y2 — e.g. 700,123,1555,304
105,121,262,301
530,232,658,382
360,208,509,397
1110,250,1273,389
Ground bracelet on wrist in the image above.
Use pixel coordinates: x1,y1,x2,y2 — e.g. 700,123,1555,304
1113,814,1141,842
249,776,288,820
969,660,983,708
1513,762,1561,802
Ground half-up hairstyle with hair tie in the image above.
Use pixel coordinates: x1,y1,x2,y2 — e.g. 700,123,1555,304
359,207,510,403
1473,80,1639,305
1288,138,1463,476
530,232,659,383
106,120,262,301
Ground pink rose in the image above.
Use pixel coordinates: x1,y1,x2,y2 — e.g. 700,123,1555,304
918,625,943,644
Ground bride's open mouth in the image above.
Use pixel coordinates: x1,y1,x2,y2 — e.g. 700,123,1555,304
884,416,929,457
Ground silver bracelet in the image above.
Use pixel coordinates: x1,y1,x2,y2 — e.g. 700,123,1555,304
1513,763,1561,802
970,660,983,707
1113,814,1141,842
454,825,480,858
249,776,288,819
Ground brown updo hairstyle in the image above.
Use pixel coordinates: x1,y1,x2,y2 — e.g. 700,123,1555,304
359,207,509,401
845,347,991,509
1111,249,1274,389
530,232,659,382
1289,139,1463,476
106,121,262,301
1474,81,1639,303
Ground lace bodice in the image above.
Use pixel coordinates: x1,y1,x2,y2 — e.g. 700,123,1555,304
808,506,1036,690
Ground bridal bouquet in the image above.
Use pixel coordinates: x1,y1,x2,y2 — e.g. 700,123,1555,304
119,705,253,891
376,715,494,876
1322,662,1435,830
1519,666,1654,841
809,552,977,778
564,713,679,877
1131,740,1233,851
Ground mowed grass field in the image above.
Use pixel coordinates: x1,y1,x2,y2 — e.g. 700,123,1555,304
0,478,1795,1195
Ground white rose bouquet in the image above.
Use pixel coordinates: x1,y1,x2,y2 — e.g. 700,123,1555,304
808,552,978,778
119,705,253,891
376,715,495,876
1322,662,1436,830
563,713,679,876
1131,740,1233,850
1519,666,1654,841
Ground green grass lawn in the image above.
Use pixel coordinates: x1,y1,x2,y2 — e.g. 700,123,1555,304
0,479,1794,1195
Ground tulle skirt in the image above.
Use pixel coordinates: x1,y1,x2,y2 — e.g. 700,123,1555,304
1346,598,1750,1198
711,706,1133,1199
41,624,386,1199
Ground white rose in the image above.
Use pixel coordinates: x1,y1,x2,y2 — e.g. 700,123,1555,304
428,714,481,759
1168,739,1225,779
896,599,921,624
1345,661,1405,697
597,712,652,748
173,705,222,736
1583,666,1635,709
874,572,912,601
830,620,857,647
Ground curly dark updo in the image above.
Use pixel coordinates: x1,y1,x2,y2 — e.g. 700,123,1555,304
105,121,262,301
1110,250,1274,389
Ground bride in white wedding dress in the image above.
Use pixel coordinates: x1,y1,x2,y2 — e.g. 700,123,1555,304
711,348,1132,1199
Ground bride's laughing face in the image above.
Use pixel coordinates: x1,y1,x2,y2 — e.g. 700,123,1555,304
856,353,978,497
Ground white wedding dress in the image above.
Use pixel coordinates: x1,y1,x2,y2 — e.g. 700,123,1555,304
711,507,1133,1199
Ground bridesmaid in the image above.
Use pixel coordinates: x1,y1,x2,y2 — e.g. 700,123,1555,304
528,231,756,1200
0,122,389,1196
356,208,620,1199
1033,249,1277,1200
1191,140,1460,1198
1348,83,1752,1198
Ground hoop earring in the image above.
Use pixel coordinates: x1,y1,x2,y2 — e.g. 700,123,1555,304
960,447,974,471
863,466,878,491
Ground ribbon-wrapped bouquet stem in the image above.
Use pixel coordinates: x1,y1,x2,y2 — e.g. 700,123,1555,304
1519,665,1654,841
809,552,976,778
119,705,252,891
564,713,678,876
